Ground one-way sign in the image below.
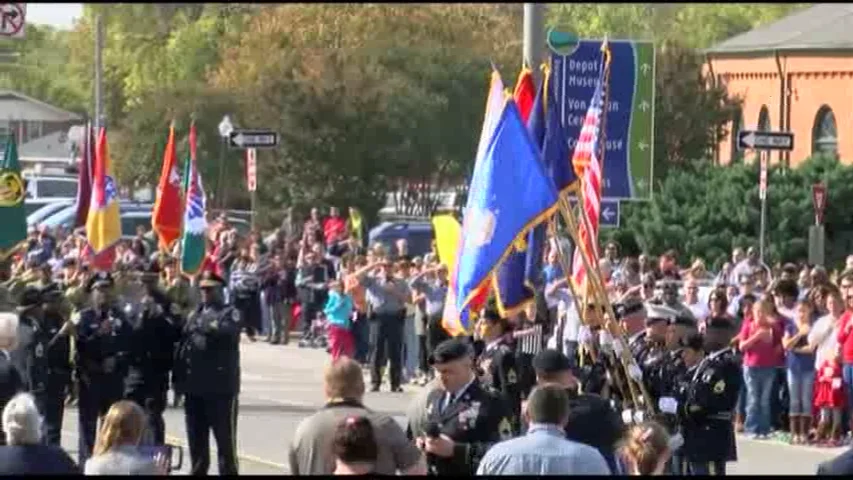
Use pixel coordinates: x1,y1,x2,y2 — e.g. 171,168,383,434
568,198,620,228
737,130,794,151
228,129,279,149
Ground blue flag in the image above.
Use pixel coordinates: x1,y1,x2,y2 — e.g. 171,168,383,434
494,75,550,316
543,67,579,196
454,100,559,317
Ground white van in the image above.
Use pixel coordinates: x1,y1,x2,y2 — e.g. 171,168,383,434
22,174,79,216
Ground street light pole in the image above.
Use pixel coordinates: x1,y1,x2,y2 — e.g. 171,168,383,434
217,115,234,211
523,3,545,85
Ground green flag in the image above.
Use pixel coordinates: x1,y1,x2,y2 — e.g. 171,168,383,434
0,135,27,258
179,122,207,277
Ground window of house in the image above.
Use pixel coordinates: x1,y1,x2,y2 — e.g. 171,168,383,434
812,106,838,157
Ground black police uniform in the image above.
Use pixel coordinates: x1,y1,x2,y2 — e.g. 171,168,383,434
38,284,72,446
123,263,183,446
75,272,134,464
407,338,513,476
678,340,742,476
178,272,241,476
477,336,521,435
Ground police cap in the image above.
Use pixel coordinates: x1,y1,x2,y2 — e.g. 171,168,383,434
532,349,573,375
706,316,734,331
198,271,225,289
644,302,677,325
16,286,42,311
428,337,473,366
682,332,705,351
614,298,645,320
86,271,115,292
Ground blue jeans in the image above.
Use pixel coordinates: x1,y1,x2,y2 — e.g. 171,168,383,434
787,369,815,416
259,292,271,337
401,315,419,379
843,363,853,413
736,366,748,418
744,366,776,435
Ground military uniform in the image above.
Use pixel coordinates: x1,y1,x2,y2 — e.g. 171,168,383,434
477,336,521,434
163,269,192,407
407,338,513,476
75,272,134,465
178,272,240,476
123,262,183,445
677,343,741,475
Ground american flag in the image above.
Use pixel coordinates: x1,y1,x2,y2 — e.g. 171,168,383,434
570,59,609,292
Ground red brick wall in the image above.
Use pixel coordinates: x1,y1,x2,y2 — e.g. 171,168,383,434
707,52,853,167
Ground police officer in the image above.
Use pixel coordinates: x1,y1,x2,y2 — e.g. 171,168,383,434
161,256,192,408
676,317,741,475
630,302,674,374
75,271,134,465
124,261,183,445
408,337,513,475
475,310,521,434
39,283,72,446
178,271,240,476
11,286,72,446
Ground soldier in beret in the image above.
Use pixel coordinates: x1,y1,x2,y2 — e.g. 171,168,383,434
74,271,134,465
177,271,241,475
407,337,513,476
123,260,183,445
474,310,521,435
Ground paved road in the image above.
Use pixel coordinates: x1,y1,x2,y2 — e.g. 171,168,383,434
58,341,843,475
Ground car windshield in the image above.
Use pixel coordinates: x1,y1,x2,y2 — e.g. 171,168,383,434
35,179,78,198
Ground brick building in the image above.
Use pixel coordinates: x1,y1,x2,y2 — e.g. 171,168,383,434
706,3,853,167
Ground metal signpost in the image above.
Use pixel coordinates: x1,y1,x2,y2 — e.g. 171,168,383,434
810,183,827,266
737,129,795,263
227,129,279,149
548,32,655,201
0,3,25,39
246,148,257,229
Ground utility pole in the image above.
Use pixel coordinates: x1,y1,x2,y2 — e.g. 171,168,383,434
94,14,104,132
523,3,545,85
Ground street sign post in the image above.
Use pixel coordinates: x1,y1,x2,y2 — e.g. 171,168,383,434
0,3,25,39
228,129,279,149
737,130,794,151
246,148,257,192
568,198,620,228
759,154,768,201
548,33,655,200
812,183,827,226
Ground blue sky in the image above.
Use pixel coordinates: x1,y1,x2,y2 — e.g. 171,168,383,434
27,3,83,30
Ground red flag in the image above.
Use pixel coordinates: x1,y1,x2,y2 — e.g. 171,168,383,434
513,67,536,123
151,122,184,249
74,124,94,228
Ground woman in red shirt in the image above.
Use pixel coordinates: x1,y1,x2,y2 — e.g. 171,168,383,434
739,298,784,439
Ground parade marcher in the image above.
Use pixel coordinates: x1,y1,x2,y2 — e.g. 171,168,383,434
474,310,521,435
178,271,240,476
74,272,134,465
30,283,71,446
630,302,675,381
675,317,741,475
123,261,183,446
408,338,513,475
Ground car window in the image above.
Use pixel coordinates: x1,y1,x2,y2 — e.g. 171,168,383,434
35,179,78,198
121,215,152,236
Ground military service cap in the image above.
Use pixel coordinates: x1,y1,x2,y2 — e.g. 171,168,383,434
429,337,474,366
86,271,115,292
669,314,696,328
532,349,573,375
16,286,42,312
199,271,226,289
644,302,678,325
614,298,645,320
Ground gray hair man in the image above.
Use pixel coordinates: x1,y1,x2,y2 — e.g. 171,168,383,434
2,392,41,445
0,312,22,446
476,385,611,475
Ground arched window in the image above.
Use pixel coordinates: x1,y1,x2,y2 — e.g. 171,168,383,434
812,105,838,157
757,106,770,132
730,108,744,163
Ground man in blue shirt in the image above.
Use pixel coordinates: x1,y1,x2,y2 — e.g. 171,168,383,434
476,384,610,475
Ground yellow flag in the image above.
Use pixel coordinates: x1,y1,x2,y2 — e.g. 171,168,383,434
431,214,461,271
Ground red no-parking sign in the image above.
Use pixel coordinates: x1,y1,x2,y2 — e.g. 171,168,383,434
0,4,26,39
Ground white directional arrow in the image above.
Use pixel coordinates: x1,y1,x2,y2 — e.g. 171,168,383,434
741,131,756,148
602,207,616,222
638,100,650,112
637,141,649,151
233,133,246,147
640,63,651,76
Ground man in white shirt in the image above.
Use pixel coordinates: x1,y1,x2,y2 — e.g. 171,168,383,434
546,278,580,363
683,279,709,324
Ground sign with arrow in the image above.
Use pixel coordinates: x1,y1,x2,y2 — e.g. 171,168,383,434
0,3,25,38
549,35,655,200
568,198,621,228
737,130,794,151
228,129,279,149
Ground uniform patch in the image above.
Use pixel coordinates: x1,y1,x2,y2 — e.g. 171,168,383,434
499,417,513,440
232,310,240,323
35,343,43,358
507,369,517,384
713,379,725,394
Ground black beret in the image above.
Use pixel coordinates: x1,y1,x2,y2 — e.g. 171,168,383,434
532,349,573,374
706,316,734,331
428,338,473,365
199,271,225,288
669,314,696,328
17,286,42,310
682,332,705,351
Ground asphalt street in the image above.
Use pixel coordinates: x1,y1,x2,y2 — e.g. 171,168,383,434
57,340,844,475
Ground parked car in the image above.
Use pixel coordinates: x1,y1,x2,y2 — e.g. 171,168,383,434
21,174,80,216
368,221,434,258
26,199,74,225
40,201,153,231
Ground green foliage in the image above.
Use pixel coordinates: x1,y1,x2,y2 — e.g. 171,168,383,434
604,155,853,269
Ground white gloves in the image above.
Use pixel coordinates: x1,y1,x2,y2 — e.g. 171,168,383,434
628,364,643,382
658,396,679,414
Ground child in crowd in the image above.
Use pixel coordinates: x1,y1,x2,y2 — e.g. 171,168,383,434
620,421,672,476
324,279,354,360
813,352,845,446
782,300,816,444
332,416,378,475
